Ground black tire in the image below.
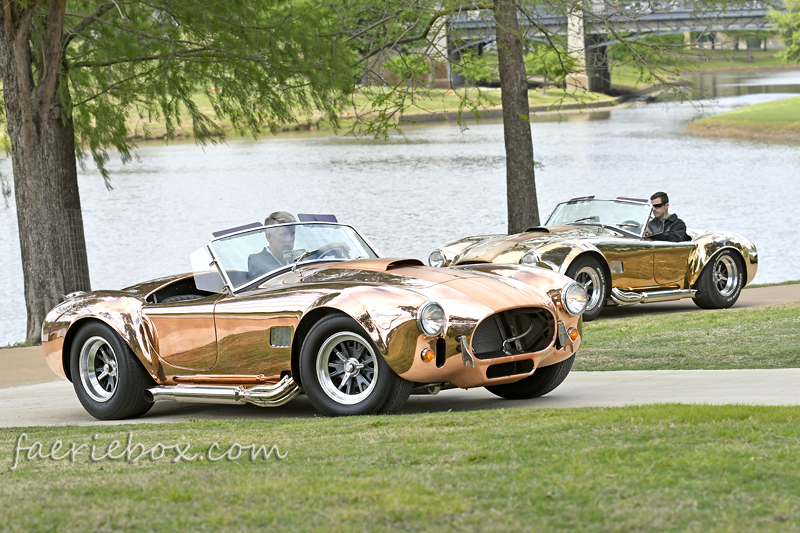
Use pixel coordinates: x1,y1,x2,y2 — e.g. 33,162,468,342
565,256,608,321
693,250,744,309
485,355,574,400
299,315,412,416
70,322,155,420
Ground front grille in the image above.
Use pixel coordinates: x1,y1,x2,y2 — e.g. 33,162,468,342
471,308,554,360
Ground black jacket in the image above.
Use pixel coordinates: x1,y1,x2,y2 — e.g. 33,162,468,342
647,213,689,242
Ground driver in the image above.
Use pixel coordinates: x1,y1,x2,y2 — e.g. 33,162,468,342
247,211,298,277
247,211,352,280
645,192,690,242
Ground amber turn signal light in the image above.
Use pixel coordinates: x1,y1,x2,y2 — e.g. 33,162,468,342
569,327,579,341
420,348,435,362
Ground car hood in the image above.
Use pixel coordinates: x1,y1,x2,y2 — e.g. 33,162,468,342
276,259,565,316
453,225,606,263
280,258,495,290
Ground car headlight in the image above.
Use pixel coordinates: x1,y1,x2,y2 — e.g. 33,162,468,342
417,301,445,336
428,249,446,268
519,250,541,266
562,282,589,316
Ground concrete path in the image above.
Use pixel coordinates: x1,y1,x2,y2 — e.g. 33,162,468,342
1,284,798,427
1,369,798,428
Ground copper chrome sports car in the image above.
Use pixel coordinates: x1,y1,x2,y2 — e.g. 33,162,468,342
428,197,758,321
42,220,588,419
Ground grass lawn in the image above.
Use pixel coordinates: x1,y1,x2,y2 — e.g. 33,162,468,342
685,95,800,144
578,302,800,371
2,404,800,531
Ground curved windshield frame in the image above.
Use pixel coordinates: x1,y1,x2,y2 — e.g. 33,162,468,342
546,199,653,238
193,222,380,293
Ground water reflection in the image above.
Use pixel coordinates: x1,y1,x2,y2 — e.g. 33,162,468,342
1,70,799,344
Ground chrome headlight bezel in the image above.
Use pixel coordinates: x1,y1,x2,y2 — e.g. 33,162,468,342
428,249,447,268
417,301,446,337
519,250,541,266
562,282,589,316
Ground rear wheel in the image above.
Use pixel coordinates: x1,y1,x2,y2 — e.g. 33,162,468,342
299,315,412,416
566,256,607,321
486,355,574,400
70,322,155,420
693,250,744,309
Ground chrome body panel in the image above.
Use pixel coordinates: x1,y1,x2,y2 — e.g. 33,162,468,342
437,225,758,299
42,257,582,397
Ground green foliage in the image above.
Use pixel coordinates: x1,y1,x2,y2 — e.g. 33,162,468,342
383,54,431,81
451,49,494,83
773,0,800,63
21,0,358,181
608,34,687,84
523,47,576,82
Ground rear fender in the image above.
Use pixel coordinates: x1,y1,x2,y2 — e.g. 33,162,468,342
42,293,158,382
687,233,758,287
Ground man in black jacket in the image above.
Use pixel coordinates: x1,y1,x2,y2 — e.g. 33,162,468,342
646,192,690,242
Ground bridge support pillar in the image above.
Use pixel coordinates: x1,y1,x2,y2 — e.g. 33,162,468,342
565,9,611,93
565,8,589,91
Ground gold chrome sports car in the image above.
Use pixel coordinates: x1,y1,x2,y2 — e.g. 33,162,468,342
42,218,588,419
429,197,758,321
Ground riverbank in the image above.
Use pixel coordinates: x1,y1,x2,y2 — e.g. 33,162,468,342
685,95,800,145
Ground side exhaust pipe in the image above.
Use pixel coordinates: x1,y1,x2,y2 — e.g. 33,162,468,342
145,375,300,408
610,288,697,306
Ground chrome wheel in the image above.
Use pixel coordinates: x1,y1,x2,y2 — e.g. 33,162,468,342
714,254,739,297
316,332,378,405
574,266,603,311
79,336,119,403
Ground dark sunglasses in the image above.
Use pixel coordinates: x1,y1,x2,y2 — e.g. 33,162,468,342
651,202,665,208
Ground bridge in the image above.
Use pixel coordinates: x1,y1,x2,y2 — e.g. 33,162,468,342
447,2,779,91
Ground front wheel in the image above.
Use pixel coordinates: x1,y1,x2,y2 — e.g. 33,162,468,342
299,315,412,416
693,251,744,309
70,322,155,420
565,256,608,321
485,355,574,400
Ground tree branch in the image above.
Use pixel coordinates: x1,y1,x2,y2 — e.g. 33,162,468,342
354,3,494,65
63,2,116,50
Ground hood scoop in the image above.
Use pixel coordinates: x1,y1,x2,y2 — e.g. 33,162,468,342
324,258,424,272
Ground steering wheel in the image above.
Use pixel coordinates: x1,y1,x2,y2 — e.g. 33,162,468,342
318,248,346,260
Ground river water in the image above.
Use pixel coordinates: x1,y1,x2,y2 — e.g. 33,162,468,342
1,69,799,345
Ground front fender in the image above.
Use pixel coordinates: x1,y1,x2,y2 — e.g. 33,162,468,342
531,240,606,275
299,286,430,376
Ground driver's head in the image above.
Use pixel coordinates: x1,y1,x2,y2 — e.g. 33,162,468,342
264,211,297,261
650,192,669,220
266,225,296,259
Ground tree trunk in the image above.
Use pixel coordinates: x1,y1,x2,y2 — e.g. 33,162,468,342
1,3,91,345
494,0,539,233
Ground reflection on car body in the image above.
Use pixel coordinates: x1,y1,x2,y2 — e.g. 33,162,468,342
42,219,589,419
428,197,758,321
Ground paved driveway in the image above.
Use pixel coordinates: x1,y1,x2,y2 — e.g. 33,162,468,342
2,368,799,428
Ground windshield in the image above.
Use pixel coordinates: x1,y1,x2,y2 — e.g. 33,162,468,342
193,223,379,292
546,199,652,236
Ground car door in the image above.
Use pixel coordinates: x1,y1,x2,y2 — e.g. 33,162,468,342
652,241,696,286
210,286,317,376
596,240,655,289
142,294,222,371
